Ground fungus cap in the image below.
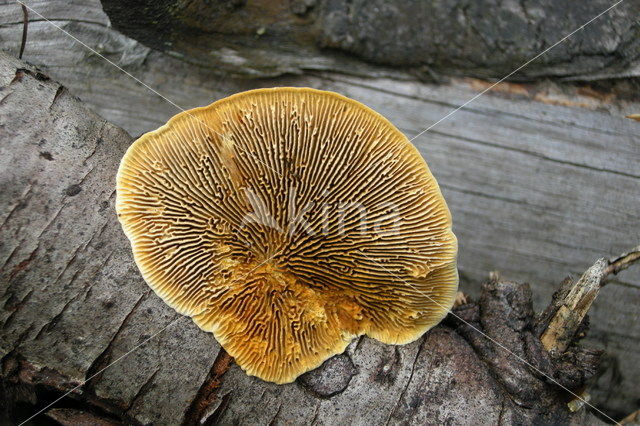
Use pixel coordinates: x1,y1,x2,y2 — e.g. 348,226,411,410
116,87,458,384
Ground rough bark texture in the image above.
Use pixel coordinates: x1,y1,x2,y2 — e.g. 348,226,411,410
0,53,613,426
99,0,640,80
0,0,639,420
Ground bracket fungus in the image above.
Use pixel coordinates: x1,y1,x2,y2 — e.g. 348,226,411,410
116,87,458,384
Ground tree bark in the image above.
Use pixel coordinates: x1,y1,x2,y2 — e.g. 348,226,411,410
0,51,623,426
99,0,640,81
1,0,640,420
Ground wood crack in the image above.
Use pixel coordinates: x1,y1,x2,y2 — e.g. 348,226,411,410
310,73,636,139
0,181,34,229
429,128,640,179
83,120,106,165
34,269,83,340
81,249,116,301
439,183,545,210
268,403,283,426
84,291,150,392
203,392,232,425
8,244,38,281
452,320,522,408
1,289,33,329
49,85,65,110
497,398,507,425
385,335,428,425
83,220,110,252
310,404,321,425
0,18,111,28
35,202,66,240
0,245,19,273
127,367,160,411
183,349,234,426
41,242,85,293
0,90,13,105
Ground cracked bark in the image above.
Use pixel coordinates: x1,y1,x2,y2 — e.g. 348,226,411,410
128,368,161,412
84,292,151,395
98,0,640,81
183,350,234,425
0,23,639,424
0,1,639,416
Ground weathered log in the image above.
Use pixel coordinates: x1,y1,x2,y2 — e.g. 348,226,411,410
1,0,640,417
98,0,640,81
1,48,637,425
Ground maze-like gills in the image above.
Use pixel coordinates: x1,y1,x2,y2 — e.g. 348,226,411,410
116,88,458,384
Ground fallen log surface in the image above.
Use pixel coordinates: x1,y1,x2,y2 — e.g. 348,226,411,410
99,0,640,81
0,0,639,420
0,51,631,425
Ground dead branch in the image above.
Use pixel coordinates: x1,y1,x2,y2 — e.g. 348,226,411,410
539,247,640,355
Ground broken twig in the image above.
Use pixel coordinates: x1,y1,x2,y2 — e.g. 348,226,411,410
603,245,640,279
540,246,640,354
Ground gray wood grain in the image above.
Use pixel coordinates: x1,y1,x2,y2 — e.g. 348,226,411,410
0,51,610,426
1,0,639,419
